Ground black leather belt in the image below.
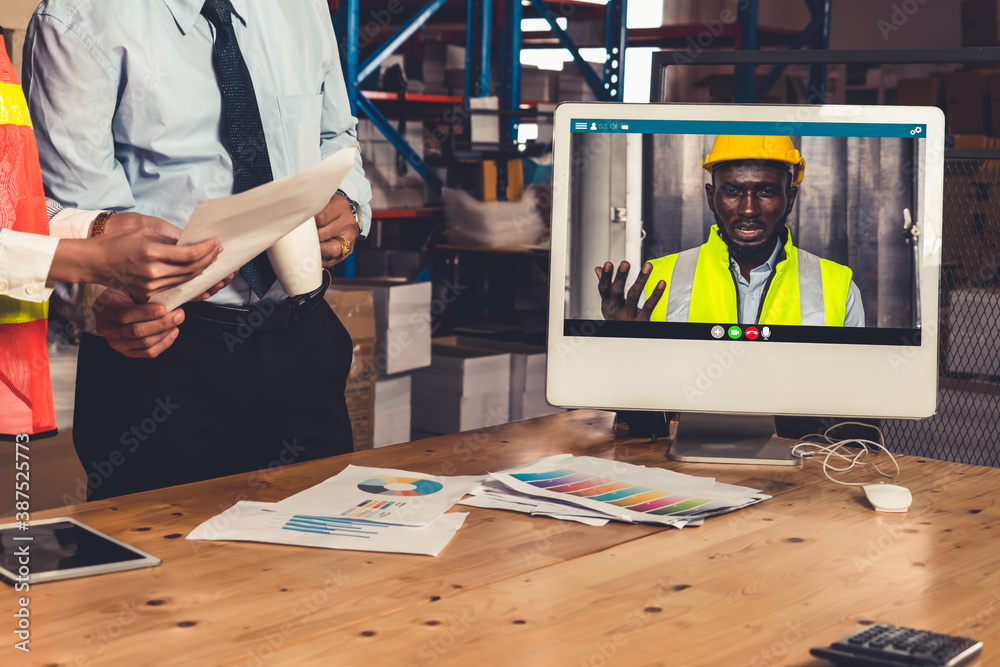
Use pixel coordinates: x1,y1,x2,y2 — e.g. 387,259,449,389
182,272,331,331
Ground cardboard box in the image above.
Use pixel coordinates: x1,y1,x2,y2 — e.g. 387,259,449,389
945,70,990,135
470,96,500,144
897,77,943,108
961,0,1000,47
477,159,524,203
693,73,806,104
324,289,377,451
951,134,992,149
410,344,511,434
433,337,564,421
411,389,511,434
373,375,412,448
328,278,433,376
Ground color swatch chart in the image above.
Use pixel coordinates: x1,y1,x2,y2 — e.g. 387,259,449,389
281,515,380,539
510,469,711,515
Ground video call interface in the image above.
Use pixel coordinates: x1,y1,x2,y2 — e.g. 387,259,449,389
563,119,927,346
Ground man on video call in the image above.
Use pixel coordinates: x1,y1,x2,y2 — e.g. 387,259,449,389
596,135,865,326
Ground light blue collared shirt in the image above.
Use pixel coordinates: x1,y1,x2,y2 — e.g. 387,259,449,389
23,0,372,305
732,236,865,327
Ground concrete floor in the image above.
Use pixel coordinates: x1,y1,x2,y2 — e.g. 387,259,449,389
0,344,85,517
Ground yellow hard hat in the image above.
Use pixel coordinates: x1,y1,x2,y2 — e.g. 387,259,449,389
702,135,805,185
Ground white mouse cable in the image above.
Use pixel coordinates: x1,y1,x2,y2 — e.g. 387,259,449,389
790,421,900,487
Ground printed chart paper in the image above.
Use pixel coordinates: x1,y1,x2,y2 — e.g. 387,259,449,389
458,480,611,526
489,455,768,527
272,465,485,527
186,501,467,557
150,147,356,309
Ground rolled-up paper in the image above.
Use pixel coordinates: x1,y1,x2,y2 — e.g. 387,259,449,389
267,218,322,296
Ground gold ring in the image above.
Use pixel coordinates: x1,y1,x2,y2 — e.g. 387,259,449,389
336,237,352,256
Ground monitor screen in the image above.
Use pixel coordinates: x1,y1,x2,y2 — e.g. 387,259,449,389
546,103,943,421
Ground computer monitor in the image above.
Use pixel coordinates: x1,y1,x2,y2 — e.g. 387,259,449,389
545,102,944,464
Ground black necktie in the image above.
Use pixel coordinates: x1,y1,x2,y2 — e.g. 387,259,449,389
201,0,276,297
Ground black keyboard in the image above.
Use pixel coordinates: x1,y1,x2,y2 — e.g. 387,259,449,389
810,623,983,667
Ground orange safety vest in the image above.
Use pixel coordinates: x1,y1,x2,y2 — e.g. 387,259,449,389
0,36,57,440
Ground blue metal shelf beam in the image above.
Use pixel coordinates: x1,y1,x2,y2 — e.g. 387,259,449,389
356,0,451,84
496,0,523,199
734,0,759,103
734,0,832,104
357,95,445,193
806,0,832,104
528,0,610,102
603,0,627,100
465,0,492,103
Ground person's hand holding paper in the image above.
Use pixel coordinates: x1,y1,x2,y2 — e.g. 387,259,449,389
150,147,357,310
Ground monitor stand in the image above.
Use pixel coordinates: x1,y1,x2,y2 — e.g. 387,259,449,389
667,413,801,466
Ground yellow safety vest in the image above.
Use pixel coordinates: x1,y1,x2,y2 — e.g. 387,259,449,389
644,225,852,325
0,35,57,439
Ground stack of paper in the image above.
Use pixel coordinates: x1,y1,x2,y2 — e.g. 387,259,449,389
460,455,769,528
188,466,483,556
411,345,512,434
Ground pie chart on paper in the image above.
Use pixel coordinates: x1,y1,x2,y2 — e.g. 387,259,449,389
357,476,444,497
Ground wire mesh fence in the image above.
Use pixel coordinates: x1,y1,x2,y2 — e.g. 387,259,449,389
883,153,1000,467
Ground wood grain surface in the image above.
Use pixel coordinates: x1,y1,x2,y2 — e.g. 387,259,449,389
2,410,996,667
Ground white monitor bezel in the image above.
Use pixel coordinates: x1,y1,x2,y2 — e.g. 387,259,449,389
546,102,944,419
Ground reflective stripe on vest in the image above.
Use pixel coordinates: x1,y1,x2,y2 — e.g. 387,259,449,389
0,80,33,128
0,296,48,324
0,68,49,325
645,226,852,325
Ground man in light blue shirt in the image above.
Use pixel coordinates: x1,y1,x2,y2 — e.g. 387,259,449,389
24,0,373,499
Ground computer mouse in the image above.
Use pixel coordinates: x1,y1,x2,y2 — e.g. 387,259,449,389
861,483,912,512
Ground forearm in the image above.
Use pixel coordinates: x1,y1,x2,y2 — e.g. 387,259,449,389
47,238,102,285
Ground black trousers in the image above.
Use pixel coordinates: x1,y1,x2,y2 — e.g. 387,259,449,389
73,300,354,500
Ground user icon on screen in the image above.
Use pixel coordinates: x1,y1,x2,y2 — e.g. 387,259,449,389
595,135,865,327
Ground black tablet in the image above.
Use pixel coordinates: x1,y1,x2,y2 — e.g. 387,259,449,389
0,517,161,585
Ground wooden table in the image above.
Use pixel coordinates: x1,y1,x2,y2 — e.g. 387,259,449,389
4,410,998,666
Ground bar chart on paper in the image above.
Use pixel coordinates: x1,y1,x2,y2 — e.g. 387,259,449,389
282,515,381,538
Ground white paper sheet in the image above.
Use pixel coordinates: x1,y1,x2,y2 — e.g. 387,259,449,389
150,147,356,310
458,480,612,525
186,501,467,557
272,465,486,527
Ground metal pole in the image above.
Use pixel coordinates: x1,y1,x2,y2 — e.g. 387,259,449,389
480,0,492,98
735,0,759,102
806,0,831,104
358,0,450,83
345,0,359,115
603,0,628,100
357,95,444,194
529,0,609,101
